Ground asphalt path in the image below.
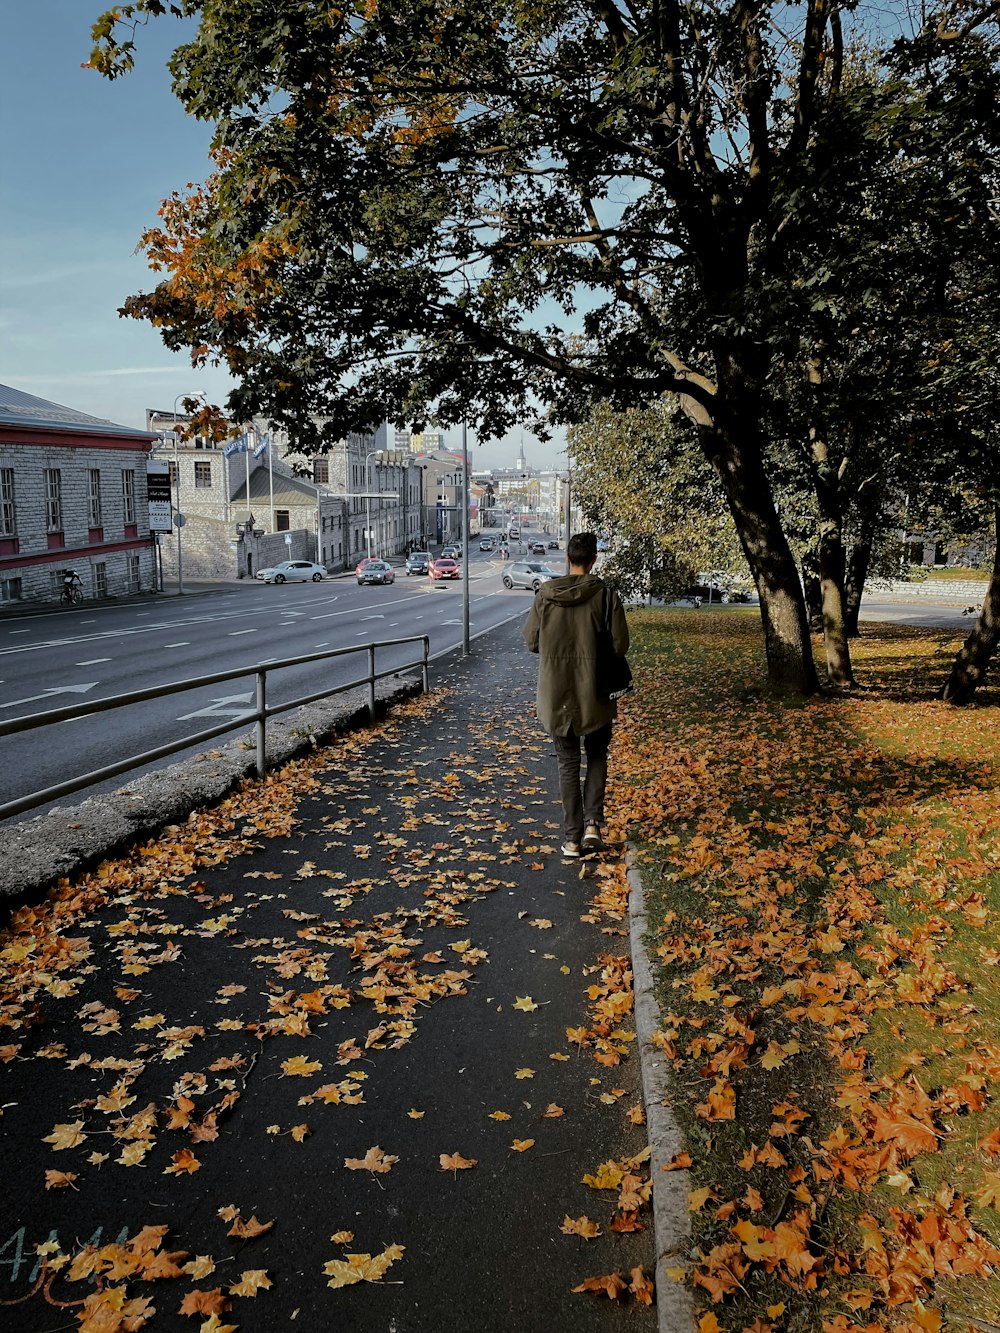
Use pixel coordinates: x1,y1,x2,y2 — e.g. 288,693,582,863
0,620,656,1332
0,555,543,823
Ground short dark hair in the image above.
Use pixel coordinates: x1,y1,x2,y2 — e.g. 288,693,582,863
566,531,598,565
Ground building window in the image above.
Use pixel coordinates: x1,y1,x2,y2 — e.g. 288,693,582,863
45,468,63,531
0,468,15,536
275,510,290,532
122,469,136,524
127,553,140,593
0,576,21,603
93,563,108,599
313,459,329,485
194,461,212,488
87,470,102,527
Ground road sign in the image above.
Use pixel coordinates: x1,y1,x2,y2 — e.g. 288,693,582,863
173,513,187,528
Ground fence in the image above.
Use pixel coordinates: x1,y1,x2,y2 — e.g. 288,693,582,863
0,636,429,821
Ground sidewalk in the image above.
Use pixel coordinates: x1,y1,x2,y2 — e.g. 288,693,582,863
0,618,668,1332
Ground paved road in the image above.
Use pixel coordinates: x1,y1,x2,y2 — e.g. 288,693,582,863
0,554,545,822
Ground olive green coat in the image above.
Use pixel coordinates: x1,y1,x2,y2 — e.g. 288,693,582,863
523,574,630,737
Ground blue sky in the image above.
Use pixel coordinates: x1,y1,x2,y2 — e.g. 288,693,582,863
0,1,563,471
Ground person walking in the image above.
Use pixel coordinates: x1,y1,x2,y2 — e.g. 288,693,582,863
523,531,629,859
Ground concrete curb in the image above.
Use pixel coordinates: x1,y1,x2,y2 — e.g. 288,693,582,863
628,853,697,1333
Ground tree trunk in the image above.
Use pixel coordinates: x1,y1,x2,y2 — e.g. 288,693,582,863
668,345,819,695
844,528,873,638
701,417,820,695
808,370,853,685
813,485,854,684
941,504,1000,705
802,556,824,634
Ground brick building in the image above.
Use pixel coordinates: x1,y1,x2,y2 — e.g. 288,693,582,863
1,384,158,607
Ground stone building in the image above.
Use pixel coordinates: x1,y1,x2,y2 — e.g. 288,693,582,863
1,384,158,607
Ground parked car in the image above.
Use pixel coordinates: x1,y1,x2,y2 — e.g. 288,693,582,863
429,556,461,580
479,536,496,552
406,551,431,575
529,541,547,555
357,560,395,585
261,560,327,584
502,561,558,592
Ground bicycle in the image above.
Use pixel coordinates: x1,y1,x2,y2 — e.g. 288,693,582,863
60,573,84,606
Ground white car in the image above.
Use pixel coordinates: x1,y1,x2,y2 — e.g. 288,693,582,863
259,560,327,583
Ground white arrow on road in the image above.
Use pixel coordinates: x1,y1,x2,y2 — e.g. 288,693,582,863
177,692,255,722
0,682,99,711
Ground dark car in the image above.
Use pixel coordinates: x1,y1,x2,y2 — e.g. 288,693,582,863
406,551,431,575
357,560,395,585
547,540,560,550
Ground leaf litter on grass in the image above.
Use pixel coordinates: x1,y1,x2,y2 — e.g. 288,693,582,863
613,611,1000,1331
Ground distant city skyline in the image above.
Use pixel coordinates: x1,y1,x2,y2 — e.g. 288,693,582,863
1,2,567,474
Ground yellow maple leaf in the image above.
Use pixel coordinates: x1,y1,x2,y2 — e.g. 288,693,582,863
511,1138,535,1152
560,1215,602,1239
439,1151,477,1172
44,1170,78,1190
229,1269,272,1297
344,1146,398,1173
514,1068,535,1079
290,1124,310,1142
513,996,539,1012
42,1121,87,1151
488,1110,511,1121
280,1055,322,1077
407,1109,425,1119
330,1231,354,1245
323,1243,404,1288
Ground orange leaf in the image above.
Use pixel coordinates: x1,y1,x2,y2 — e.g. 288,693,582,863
572,1271,628,1299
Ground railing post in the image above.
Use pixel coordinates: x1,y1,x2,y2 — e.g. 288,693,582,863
422,636,429,693
367,645,376,718
255,668,267,777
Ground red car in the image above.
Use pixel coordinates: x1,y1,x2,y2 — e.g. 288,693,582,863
429,557,460,580
355,556,380,575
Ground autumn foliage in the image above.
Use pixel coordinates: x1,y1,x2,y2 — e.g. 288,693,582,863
611,612,1000,1329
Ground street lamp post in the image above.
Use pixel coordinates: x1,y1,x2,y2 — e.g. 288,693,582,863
364,449,382,559
461,421,470,657
170,392,203,597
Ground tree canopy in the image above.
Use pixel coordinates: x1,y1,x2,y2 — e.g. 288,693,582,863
91,0,1000,694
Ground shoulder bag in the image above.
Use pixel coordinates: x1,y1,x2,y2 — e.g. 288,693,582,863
595,587,633,703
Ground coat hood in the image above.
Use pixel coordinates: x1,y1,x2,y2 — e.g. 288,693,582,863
536,573,605,606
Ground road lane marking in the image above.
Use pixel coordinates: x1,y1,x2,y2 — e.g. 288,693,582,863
177,692,254,721
228,629,257,636
76,658,111,665
0,682,99,710
164,642,190,648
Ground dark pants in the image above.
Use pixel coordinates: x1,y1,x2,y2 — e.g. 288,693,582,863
552,723,613,842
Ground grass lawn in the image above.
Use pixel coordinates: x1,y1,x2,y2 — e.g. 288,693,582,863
609,610,1000,1332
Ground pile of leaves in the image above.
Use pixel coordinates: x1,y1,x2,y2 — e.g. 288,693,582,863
612,611,1000,1331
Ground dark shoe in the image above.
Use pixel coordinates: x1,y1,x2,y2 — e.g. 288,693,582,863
561,841,581,859
581,825,605,853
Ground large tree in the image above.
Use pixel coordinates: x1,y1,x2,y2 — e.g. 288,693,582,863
91,0,1000,694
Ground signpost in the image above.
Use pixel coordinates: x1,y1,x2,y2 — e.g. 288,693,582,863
146,460,172,533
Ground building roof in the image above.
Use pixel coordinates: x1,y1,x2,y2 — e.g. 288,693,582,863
0,383,156,441
229,468,320,508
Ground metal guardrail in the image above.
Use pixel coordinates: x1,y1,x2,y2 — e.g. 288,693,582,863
0,635,430,821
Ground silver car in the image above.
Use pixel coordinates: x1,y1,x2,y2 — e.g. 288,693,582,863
261,560,327,583
501,560,558,592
